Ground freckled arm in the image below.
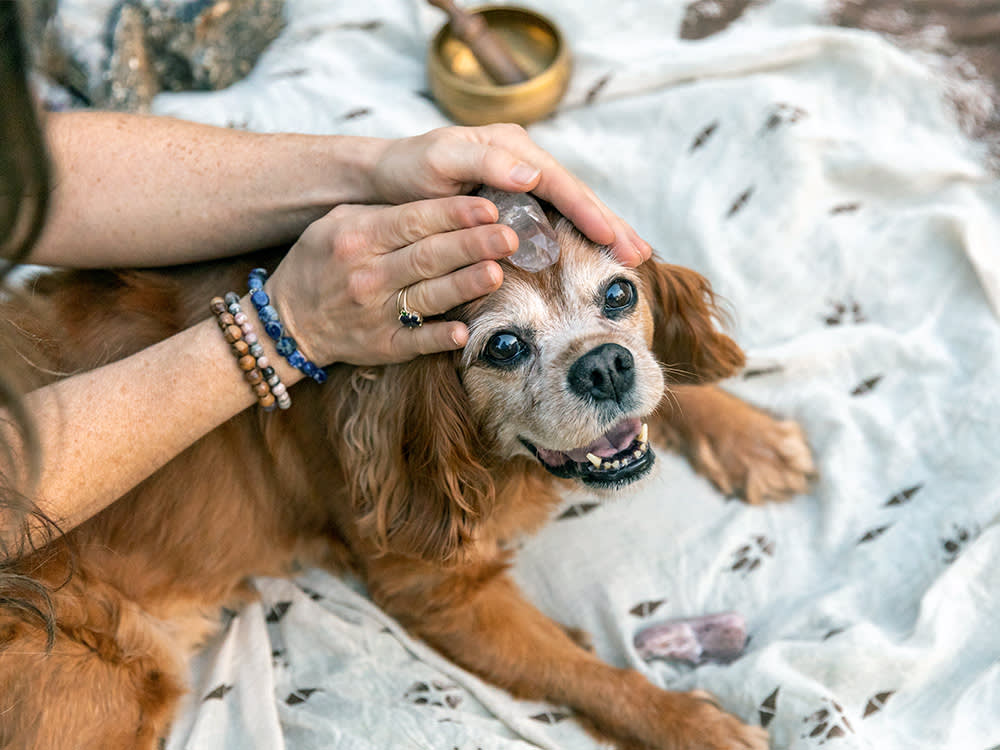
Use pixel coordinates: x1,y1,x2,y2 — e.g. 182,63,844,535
29,112,386,267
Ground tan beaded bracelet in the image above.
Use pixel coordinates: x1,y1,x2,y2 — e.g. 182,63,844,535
210,294,291,411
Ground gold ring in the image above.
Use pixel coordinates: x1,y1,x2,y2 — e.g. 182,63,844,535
397,288,423,328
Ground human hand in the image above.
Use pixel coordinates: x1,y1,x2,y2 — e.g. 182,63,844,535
264,195,514,367
370,124,652,267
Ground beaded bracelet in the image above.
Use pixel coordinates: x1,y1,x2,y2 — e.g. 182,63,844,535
246,268,328,384
210,294,291,411
223,292,292,410
209,294,277,411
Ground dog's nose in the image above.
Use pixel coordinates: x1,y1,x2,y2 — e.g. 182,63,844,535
568,343,635,403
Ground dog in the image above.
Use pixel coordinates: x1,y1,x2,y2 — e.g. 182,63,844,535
0,212,814,750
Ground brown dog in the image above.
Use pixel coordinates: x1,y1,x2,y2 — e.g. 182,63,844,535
0,215,813,749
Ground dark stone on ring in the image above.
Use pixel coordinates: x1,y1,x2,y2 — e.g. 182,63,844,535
400,311,423,328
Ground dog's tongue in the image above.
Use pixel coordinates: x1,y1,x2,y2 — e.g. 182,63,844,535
535,418,642,466
566,418,641,461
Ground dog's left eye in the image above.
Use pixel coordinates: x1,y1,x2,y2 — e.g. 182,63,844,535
603,279,636,316
483,332,528,366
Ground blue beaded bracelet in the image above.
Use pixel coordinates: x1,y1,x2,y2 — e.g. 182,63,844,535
247,268,328,384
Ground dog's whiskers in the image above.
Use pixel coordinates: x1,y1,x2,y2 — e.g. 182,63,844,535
658,383,683,419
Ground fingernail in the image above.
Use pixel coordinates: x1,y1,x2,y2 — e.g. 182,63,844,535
629,229,654,260
483,260,504,289
474,200,497,224
614,234,643,267
509,162,541,186
491,227,516,256
451,325,469,348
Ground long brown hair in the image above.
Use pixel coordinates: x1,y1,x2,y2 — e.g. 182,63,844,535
0,3,49,271
0,2,62,644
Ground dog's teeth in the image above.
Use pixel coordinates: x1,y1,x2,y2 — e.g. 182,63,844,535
586,453,602,469
639,422,648,444
602,461,613,470
633,450,643,459
612,460,621,470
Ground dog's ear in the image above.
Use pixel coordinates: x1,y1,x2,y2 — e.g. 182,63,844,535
637,259,745,383
333,353,495,564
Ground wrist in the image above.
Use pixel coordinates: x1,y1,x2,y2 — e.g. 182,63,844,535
210,292,302,411
309,135,390,206
238,293,307,390
246,270,331,381
196,131,390,250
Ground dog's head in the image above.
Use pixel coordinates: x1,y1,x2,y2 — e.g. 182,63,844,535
457,216,744,489
330,216,744,562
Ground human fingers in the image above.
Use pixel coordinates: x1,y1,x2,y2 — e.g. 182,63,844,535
627,226,655,264
373,126,652,265
384,259,507,360
485,142,651,266
382,223,516,291
567,177,654,266
451,125,651,265
417,127,612,240
350,195,499,253
387,319,472,359
396,260,504,322
534,169,646,266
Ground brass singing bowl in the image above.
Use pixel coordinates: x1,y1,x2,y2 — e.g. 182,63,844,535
427,6,571,126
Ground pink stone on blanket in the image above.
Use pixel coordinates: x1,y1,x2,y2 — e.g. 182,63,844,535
634,612,747,665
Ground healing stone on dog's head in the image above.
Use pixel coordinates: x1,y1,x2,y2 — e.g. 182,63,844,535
476,186,560,272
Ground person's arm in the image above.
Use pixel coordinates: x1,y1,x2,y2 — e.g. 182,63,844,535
31,112,385,266
3,296,304,547
31,114,651,269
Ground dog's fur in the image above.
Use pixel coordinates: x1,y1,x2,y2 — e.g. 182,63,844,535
0,216,813,750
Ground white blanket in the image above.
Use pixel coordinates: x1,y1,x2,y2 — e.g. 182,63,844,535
124,1,1000,748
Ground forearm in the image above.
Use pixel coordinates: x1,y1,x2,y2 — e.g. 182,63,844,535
2,297,304,545
30,112,390,267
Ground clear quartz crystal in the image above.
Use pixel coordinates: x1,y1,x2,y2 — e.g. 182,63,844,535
476,186,560,272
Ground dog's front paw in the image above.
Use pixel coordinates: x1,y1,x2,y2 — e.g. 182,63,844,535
621,690,771,750
684,690,771,750
691,412,814,504
609,689,769,750
578,688,768,750
672,387,815,504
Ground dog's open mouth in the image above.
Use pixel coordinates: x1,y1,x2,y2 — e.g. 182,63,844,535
520,418,654,487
